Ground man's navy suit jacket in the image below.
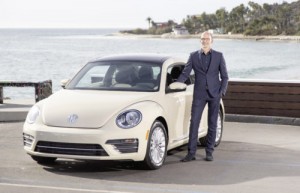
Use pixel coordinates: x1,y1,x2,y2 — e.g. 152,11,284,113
177,49,229,99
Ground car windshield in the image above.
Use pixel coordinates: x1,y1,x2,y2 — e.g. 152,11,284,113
66,61,162,92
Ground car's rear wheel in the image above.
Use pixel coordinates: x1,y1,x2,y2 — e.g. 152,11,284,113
31,155,57,164
143,121,167,170
199,109,223,147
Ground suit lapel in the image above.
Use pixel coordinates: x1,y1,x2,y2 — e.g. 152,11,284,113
207,49,215,73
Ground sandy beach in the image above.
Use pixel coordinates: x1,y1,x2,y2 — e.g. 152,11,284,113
113,32,300,42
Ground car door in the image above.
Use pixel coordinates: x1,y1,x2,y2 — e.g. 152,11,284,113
163,64,194,149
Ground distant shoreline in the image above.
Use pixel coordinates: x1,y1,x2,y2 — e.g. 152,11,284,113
113,32,300,42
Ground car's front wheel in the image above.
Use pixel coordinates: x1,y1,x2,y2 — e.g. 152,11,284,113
143,121,167,170
199,109,223,147
31,155,57,164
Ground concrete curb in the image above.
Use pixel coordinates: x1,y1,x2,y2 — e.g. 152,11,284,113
0,111,28,122
225,114,300,126
0,99,33,122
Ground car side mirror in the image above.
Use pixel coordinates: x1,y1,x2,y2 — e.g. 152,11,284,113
60,79,70,89
167,82,187,93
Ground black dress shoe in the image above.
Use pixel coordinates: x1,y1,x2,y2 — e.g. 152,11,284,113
205,154,214,161
180,154,196,162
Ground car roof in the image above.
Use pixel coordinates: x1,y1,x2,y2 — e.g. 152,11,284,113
89,54,183,64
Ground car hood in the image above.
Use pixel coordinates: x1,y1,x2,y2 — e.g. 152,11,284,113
42,89,154,128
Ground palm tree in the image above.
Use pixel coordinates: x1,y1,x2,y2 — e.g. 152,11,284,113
146,17,152,29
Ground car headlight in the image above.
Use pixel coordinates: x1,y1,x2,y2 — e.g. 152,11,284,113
26,106,40,124
116,110,142,129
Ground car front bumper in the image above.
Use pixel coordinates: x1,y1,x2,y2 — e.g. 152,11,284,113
23,122,149,161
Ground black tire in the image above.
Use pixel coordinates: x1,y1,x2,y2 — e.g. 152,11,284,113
199,109,223,147
143,121,167,170
31,155,57,164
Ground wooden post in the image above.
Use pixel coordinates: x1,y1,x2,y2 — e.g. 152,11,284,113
0,87,3,104
35,80,52,102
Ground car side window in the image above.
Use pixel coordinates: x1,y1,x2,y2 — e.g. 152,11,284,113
166,64,193,87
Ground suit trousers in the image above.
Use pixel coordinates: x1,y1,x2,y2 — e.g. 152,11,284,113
188,90,221,156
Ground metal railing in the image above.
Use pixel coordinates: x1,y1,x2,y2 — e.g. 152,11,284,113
0,80,52,104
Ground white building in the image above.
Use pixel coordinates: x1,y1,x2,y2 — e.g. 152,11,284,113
172,25,189,35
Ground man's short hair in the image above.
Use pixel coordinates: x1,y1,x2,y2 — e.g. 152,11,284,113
201,31,213,41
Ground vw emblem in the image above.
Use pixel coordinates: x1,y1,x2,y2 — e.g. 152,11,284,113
68,114,78,124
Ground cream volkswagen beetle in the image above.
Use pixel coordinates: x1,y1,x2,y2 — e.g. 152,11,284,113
23,54,225,170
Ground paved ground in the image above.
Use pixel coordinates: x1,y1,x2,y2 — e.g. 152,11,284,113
0,121,299,193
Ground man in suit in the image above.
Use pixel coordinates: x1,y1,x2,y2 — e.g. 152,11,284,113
177,31,229,162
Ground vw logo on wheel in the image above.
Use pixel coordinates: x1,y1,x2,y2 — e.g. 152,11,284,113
67,114,78,124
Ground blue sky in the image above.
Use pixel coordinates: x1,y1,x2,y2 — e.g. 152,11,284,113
0,0,297,28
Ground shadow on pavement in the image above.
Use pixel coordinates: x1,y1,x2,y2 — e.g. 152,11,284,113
42,141,300,185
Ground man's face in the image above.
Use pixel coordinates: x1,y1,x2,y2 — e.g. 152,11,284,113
200,33,212,50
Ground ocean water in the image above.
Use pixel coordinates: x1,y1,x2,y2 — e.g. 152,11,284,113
0,28,300,99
